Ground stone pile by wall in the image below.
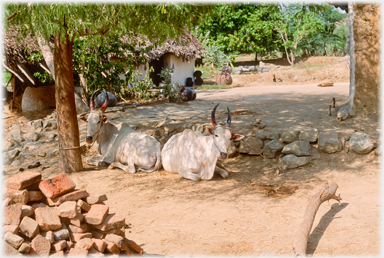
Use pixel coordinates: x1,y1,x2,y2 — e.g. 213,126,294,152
3,171,143,256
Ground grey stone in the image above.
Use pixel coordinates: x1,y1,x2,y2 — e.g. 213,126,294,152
24,141,42,151
8,129,24,143
281,130,300,143
263,139,283,159
4,148,20,165
282,141,311,156
348,132,374,154
256,132,281,141
34,121,43,129
11,159,21,167
23,132,40,142
239,136,263,155
299,129,319,143
40,132,57,143
318,132,342,153
53,225,70,241
374,147,381,156
35,150,47,157
281,154,310,169
46,149,59,157
18,149,35,159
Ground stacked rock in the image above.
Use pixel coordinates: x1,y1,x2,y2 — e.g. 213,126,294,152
3,171,143,256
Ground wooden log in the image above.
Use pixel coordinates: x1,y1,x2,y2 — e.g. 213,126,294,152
293,182,342,256
328,105,332,116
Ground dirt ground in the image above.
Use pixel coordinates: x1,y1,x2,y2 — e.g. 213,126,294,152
2,57,380,256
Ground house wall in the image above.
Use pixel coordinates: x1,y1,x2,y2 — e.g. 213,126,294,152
163,54,195,86
119,63,149,83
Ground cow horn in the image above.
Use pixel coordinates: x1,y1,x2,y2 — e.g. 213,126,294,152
211,103,219,128
100,89,109,113
90,89,101,111
227,107,231,127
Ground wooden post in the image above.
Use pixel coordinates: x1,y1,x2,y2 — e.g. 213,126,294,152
11,74,16,110
333,98,336,108
328,105,332,116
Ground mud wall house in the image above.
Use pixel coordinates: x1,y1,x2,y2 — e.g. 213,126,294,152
119,31,206,86
3,25,56,112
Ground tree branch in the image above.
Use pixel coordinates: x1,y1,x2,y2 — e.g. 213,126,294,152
7,11,17,21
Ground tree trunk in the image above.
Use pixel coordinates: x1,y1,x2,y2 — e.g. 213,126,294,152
348,2,356,109
36,35,55,80
54,33,83,173
254,52,258,63
292,182,342,256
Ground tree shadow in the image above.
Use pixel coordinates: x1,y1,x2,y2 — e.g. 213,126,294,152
306,202,349,255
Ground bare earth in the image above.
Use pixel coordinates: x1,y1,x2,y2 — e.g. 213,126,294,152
4,80,380,256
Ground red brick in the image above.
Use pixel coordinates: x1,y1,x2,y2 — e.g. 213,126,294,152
84,204,109,225
3,225,18,236
21,204,34,218
104,240,120,255
25,181,41,191
18,242,31,254
50,250,65,256
88,247,104,256
77,199,90,212
124,238,143,254
31,202,47,209
86,193,108,205
57,201,78,218
39,173,76,199
70,212,84,227
47,189,88,206
68,223,90,233
75,238,93,250
5,171,42,190
31,234,51,256
4,203,22,225
67,240,74,249
93,213,125,232
91,229,105,239
35,206,62,231
68,247,88,256
92,238,107,253
4,232,24,249
120,239,134,255
28,190,43,202
96,227,124,237
4,188,29,204
19,216,40,238
69,232,92,243
52,239,67,252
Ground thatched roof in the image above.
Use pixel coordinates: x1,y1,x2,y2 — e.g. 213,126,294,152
4,27,206,67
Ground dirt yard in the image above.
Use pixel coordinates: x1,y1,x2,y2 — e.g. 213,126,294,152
3,57,380,256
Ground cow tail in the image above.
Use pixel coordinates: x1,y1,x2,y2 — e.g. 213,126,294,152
139,152,162,173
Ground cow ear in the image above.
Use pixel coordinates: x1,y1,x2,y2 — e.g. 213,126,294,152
231,133,245,141
207,127,214,135
103,116,108,123
79,116,87,122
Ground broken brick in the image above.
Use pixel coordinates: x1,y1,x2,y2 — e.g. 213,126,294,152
92,238,107,253
21,204,34,218
4,232,24,249
18,242,31,253
69,232,93,243
5,171,42,190
86,193,108,205
3,225,18,236
68,223,90,234
70,212,84,227
39,173,76,199
28,190,43,202
19,216,40,238
84,204,109,225
68,247,88,256
57,201,78,218
76,238,94,250
52,240,67,252
93,213,125,232
35,206,62,231
124,238,143,254
31,234,51,256
104,240,120,255
41,230,55,244
77,199,91,212
4,188,29,204
47,189,88,206
104,234,124,248
4,203,22,225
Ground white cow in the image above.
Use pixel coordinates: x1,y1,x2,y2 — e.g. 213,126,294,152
161,104,244,181
80,89,161,173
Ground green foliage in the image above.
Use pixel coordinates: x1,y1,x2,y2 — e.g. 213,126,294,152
196,84,231,90
158,67,174,84
33,71,54,84
125,67,155,100
201,45,235,70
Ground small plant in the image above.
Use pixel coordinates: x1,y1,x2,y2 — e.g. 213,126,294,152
158,67,174,84
33,71,54,84
163,83,183,102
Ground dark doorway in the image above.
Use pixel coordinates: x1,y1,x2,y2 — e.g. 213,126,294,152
149,56,165,86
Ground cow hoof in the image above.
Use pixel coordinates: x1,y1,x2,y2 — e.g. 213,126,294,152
108,163,116,169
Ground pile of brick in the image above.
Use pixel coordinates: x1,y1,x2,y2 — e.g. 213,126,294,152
3,171,143,256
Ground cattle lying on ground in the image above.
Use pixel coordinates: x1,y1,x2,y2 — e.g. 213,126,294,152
80,89,162,173
161,103,244,181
